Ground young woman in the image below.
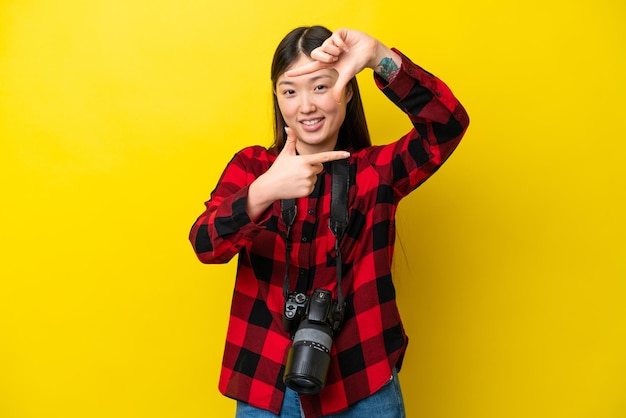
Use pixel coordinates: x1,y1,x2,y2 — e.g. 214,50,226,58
190,26,469,418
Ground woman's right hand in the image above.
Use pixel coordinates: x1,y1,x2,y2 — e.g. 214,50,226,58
246,128,350,220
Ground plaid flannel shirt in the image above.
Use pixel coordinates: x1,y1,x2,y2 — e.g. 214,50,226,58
189,50,469,417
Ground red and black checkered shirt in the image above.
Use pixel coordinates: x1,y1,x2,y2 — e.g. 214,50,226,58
189,50,469,417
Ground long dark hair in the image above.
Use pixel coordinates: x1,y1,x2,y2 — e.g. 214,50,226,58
270,26,371,152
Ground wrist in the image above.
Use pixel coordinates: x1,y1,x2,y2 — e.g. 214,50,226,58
372,44,402,82
247,175,275,219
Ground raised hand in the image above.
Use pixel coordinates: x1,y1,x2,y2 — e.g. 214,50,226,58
285,28,399,102
246,127,350,220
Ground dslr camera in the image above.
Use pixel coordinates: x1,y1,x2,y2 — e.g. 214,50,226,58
282,288,344,394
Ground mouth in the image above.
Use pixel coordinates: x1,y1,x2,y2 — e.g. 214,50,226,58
300,118,323,127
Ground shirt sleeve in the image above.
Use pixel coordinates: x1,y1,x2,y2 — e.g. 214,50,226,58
367,48,470,198
188,147,271,264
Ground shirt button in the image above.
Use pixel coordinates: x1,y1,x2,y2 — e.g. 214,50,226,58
302,237,308,242
436,91,442,97
308,209,314,215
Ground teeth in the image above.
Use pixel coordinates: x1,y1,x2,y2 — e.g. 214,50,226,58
302,119,321,126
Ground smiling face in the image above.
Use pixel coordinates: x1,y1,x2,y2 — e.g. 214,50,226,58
275,54,352,155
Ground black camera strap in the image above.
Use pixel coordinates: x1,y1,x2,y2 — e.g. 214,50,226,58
328,159,349,319
281,159,350,329
281,197,297,300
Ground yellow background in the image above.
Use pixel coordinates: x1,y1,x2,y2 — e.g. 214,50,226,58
1,0,624,417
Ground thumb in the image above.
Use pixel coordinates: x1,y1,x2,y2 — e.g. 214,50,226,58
333,73,352,103
281,126,297,155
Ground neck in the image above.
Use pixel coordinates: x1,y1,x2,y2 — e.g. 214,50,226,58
296,137,339,155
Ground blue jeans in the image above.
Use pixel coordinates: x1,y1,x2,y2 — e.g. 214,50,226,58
235,369,405,418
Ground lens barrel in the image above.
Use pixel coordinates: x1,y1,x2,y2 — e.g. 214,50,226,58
284,320,333,394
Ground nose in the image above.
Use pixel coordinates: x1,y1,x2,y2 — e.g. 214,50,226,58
299,93,316,114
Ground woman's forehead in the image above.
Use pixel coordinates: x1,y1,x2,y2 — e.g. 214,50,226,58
288,53,315,68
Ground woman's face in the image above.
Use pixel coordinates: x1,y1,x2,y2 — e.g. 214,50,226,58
275,54,352,155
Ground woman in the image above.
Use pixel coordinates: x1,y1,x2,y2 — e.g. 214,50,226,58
190,26,469,418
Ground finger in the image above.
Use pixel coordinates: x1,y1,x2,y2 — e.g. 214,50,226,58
310,48,340,63
318,41,343,58
332,74,352,103
281,127,297,155
310,162,324,175
329,30,350,52
305,150,350,164
284,60,326,77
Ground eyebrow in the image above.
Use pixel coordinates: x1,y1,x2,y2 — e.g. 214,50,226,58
277,74,333,86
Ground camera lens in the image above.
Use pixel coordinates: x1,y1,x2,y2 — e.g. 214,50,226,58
284,321,332,394
288,377,317,390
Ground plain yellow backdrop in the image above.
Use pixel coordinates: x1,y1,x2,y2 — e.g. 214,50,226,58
1,1,624,417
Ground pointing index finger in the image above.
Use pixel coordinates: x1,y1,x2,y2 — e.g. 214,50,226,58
304,150,351,164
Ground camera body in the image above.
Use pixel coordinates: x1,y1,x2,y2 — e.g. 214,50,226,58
282,288,345,394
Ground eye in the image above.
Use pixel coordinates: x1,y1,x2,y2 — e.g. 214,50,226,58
314,84,328,92
282,89,296,97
